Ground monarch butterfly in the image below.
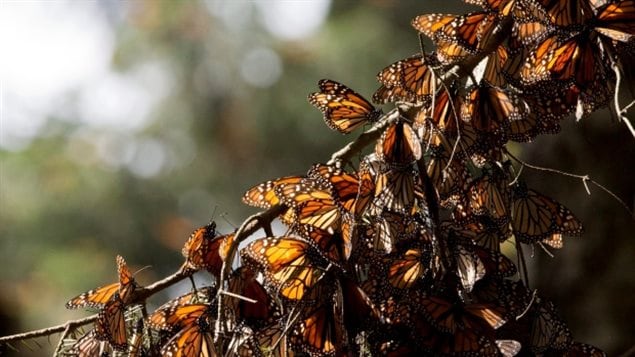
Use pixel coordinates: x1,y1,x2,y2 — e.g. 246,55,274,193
527,297,573,353
354,158,378,217
373,54,440,104
414,87,459,133
373,168,417,214
303,225,350,263
308,79,382,134
275,179,340,228
505,100,562,142
274,179,349,233
453,244,487,292
410,294,504,355
147,303,211,334
66,255,135,309
385,246,431,289
418,89,484,157
242,175,305,209
94,293,128,350
426,147,471,204
475,245,517,278
521,32,606,91
147,287,215,332
483,45,511,88
412,12,499,55
227,267,274,326
594,0,635,43
290,283,347,356
522,82,577,124
463,170,511,224
462,84,527,145
307,163,359,213
375,120,421,166
447,215,512,252
68,330,105,357
471,278,534,325
372,83,419,105
369,210,421,254
510,1,556,46
240,237,331,301
160,314,218,357
511,183,584,245
181,222,234,278
417,294,507,332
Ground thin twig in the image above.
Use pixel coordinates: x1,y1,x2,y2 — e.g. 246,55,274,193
52,324,72,356
218,290,257,304
612,63,635,139
537,242,555,258
516,289,538,320
505,150,634,218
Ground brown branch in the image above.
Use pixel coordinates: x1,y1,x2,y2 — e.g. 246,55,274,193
0,314,97,345
132,267,191,302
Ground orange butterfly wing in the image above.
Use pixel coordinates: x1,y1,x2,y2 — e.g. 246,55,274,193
308,79,381,134
66,255,135,309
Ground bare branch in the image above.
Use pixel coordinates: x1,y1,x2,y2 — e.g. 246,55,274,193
613,63,635,140
0,315,97,345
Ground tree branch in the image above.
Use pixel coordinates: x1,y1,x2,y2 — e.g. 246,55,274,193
0,315,97,345
613,63,635,140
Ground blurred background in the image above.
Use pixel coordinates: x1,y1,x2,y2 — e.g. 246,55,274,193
1,0,633,355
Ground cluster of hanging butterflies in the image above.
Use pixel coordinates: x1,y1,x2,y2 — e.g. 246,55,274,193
58,0,632,355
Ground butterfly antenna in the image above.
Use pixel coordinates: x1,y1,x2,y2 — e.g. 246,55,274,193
220,213,237,230
132,265,153,277
209,205,219,225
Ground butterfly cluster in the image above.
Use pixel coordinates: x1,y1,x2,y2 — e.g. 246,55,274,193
57,0,633,356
